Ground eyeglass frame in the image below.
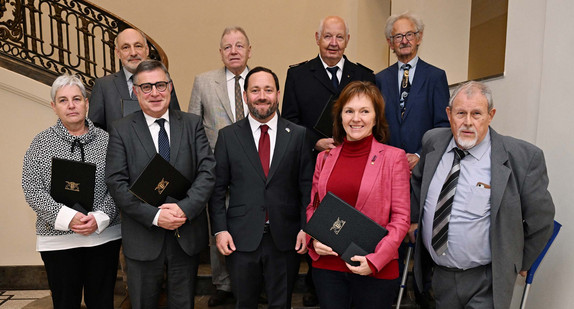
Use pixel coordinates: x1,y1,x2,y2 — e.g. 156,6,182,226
390,31,420,43
134,81,171,94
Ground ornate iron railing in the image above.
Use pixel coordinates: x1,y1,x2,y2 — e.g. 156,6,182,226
0,0,167,90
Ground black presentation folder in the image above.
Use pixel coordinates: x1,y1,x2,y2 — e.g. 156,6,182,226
304,192,388,266
129,154,191,207
50,157,96,215
121,99,141,117
313,95,337,138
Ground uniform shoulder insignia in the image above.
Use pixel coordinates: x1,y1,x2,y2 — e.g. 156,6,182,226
289,60,309,68
356,62,374,73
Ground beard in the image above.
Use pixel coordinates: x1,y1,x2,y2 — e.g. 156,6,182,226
248,99,279,121
455,126,478,150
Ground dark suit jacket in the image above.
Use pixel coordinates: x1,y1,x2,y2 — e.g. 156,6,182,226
89,69,181,131
282,55,375,148
411,127,555,309
209,117,313,252
375,59,449,154
105,110,216,261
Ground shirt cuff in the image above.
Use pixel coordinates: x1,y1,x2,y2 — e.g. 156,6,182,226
54,206,77,231
153,209,161,226
89,210,110,234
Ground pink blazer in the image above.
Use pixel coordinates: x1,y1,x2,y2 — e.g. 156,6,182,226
306,138,411,272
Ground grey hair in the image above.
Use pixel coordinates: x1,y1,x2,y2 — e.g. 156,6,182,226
50,74,87,101
317,16,349,38
220,26,250,47
385,12,424,40
114,28,148,49
132,60,171,84
449,81,494,112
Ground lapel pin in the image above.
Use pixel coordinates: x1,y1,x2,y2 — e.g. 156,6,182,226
285,128,291,133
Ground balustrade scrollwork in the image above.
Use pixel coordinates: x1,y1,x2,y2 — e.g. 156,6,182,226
0,0,166,89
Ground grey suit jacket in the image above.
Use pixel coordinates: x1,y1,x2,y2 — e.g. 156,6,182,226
188,68,235,150
105,109,216,261
411,127,555,309
89,69,181,131
209,117,313,252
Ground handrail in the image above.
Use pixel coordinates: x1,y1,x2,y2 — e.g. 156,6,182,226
0,0,168,90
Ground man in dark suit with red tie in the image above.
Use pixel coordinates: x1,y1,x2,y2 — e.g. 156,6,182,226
209,67,313,308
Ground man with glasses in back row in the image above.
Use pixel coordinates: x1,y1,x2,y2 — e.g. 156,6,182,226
375,12,450,307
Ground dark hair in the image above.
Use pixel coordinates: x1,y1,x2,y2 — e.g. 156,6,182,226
244,66,280,91
133,60,171,84
332,81,389,145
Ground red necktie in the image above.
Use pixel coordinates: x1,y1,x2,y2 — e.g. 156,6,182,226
258,125,270,177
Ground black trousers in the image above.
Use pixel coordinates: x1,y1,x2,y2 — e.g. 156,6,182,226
227,233,300,309
40,239,121,309
313,266,399,309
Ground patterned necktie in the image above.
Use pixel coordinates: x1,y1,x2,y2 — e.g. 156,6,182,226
432,147,468,255
258,125,270,177
155,118,170,161
399,64,411,119
129,76,137,100
234,75,245,122
326,66,339,90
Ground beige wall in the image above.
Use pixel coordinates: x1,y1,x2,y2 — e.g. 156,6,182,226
0,69,54,265
94,0,391,110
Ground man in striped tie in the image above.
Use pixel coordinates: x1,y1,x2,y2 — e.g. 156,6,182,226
410,81,555,309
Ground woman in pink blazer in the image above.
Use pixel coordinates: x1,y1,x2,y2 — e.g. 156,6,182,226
306,81,410,309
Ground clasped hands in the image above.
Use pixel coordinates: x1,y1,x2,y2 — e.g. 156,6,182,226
69,212,97,236
158,203,187,230
313,239,372,276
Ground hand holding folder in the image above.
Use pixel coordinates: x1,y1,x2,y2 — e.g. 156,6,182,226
304,192,388,266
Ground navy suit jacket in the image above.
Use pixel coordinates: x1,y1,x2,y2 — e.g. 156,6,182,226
89,69,181,131
282,55,375,148
375,59,449,154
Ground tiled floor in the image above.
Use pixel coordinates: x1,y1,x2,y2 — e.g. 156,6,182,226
0,290,50,308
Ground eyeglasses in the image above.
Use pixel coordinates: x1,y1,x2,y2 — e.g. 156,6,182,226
391,31,419,42
134,81,170,94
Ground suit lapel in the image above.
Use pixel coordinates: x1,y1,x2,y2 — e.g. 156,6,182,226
267,118,292,182
114,69,131,99
488,129,510,224
403,59,427,120
214,68,235,122
168,110,183,164
420,132,451,211
387,63,402,125
339,56,356,91
355,140,382,212
235,119,267,182
310,56,336,95
131,112,157,160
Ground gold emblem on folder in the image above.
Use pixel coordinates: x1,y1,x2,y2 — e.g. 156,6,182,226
155,178,169,195
330,217,346,235
64,181,80,192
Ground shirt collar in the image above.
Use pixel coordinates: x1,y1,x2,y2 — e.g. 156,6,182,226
398,55,419,70
319,55,345,72
143,110,170,128
447,128,491,160
226,67,249,82
248,112,278,133
123,67,133,82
